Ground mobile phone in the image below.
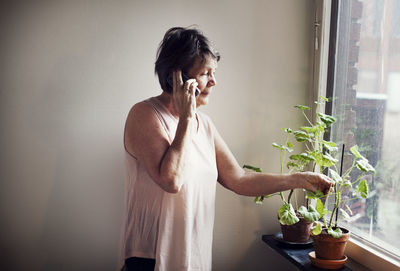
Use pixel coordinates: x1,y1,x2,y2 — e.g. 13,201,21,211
167,73,200,96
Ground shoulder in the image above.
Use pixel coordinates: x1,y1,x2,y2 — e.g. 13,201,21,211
124,98,170,156
126,99,161,129
125,98,165,137
128,100,154,120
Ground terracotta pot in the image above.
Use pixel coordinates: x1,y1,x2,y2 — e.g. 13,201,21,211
279,215,312,243
311,227,350,260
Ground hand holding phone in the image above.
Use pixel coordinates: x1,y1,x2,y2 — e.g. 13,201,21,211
167,72,200,96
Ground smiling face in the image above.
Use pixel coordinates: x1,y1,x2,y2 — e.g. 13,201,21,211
186,54,218,107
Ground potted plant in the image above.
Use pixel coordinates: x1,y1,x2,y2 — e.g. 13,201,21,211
286,97,376,266
244,139,320,243
245,96,376,265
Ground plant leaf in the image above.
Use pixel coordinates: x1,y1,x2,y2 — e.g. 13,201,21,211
350,145,362,159
254,193,279,204
272,142,282,149
243,164,262,172
287,162,299,169
345,204,353,216
316,121,326,131
300,126,318,134
317,113,337,127
278,203,299,225
322,140,338,152
329,169,342,185
293,130,314,143
311,221,322,235
322,153,339,167
356,159,376,174
354,179,369,199
290,153,315,163
320,96,329,102
328,227,343,238
339,208,351,220
254,196,264,204
315,198,328,217
283,128,293,134
283,146,294,152
343,177,352,188
298,205,320,222
272,143,293,152
306,190,325,200
295,105,311,110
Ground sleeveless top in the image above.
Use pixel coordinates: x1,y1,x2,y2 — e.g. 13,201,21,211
119,97,218,271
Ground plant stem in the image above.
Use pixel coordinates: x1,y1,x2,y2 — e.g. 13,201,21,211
329,182,342,228
279,149,286,202
335,144,345,227
303,111,313,126
351,174,364,185
343,159,356,179
323,192,330,228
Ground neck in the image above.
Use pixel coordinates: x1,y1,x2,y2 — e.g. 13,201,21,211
157,92,180,118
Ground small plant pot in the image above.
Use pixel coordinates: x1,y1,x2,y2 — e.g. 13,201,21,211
280,216,312,243
311,227,350,260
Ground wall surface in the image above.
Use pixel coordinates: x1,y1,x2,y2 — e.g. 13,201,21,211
0,0,315,270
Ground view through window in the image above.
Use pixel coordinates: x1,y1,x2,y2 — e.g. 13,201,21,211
329,0,400,256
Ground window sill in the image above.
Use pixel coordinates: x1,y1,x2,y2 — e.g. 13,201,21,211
346,235,400,271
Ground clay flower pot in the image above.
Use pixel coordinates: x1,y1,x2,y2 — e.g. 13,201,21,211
280,215,312,243
311,227,350,260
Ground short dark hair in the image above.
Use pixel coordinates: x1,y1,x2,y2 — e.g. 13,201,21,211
155,26,221,93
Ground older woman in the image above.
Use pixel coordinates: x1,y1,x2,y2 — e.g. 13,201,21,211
120,27,332,271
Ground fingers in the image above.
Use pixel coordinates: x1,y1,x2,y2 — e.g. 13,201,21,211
183,79,198,96
187,81,198,97
322,184,330,195
173,70,197,97
320,174,334,195
302,172,334,195
171,70,197,119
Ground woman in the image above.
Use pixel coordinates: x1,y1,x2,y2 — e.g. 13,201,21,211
120,27,332,271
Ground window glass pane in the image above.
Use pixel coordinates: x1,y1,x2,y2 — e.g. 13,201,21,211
330,0,400,256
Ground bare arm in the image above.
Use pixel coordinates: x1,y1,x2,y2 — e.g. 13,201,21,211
124,71,198,193
214,126,333,196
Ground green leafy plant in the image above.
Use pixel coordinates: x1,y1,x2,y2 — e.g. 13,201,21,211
289,97,376,238
244,96,376,238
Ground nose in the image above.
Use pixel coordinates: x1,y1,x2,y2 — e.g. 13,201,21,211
208,73,217,87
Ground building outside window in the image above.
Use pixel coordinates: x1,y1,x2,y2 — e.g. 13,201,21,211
328,0,400,258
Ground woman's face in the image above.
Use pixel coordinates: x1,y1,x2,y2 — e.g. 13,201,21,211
187,54,218,107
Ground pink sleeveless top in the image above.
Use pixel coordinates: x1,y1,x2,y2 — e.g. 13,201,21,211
119,97,218,271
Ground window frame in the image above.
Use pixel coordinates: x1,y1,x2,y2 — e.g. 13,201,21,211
314,0,400,269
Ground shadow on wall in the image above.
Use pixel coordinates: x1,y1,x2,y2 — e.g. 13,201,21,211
234,196,298,271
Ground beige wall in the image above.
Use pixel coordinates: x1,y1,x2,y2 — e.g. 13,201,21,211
0,0,314,270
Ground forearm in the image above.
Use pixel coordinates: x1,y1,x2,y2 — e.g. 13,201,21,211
232,172,304,196
158,117,196,192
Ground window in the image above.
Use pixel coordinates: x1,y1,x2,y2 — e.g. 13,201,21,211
326,0,400,260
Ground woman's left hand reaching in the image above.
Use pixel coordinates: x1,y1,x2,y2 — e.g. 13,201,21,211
296,172,334,195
